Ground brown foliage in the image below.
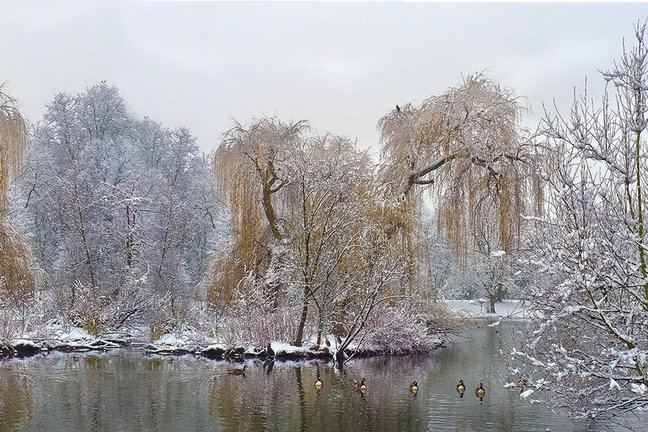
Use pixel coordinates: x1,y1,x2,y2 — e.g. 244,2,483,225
209,118,308,304
378,74,542,261
0,86,34,304
0,86,26,211
0,223,34,304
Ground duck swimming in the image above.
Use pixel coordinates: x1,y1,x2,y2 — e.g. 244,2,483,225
475,383,486,401
356,378,367,393
456,380,466,398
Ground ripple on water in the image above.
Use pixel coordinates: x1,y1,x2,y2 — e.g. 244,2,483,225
0,325,644,432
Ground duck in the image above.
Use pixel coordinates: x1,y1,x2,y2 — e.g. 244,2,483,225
227,365,246,376
315,376,323,389
356,378,367,393
409,381,418,394
475,383,486,401
517,376,528,394
456,379,466,398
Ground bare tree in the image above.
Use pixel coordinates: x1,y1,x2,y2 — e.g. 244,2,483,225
286,134,374,346
516,23,648,422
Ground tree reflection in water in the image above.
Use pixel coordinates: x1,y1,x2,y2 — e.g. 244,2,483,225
0,325,643,432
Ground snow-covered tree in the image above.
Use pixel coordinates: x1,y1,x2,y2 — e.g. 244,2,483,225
378,74,541,265
432,202,530,312
516,23,648,421
285,134,375,346
210,117,307,307
19,83,219,333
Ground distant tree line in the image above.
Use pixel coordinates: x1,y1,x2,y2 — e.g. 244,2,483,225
1,75,540,349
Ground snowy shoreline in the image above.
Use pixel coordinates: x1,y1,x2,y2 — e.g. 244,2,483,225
0,332,445,362
0,299,527,362
443,299,532,321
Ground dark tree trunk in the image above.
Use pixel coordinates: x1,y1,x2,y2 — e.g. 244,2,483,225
487,294,496,314
294,288,309,346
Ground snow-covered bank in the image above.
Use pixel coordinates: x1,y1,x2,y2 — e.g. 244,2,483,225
1,299,522,361
1,325,124,358
144,331,443,361
0,324,444,362
443,299,532,321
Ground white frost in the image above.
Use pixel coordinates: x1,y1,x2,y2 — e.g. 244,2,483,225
272,342,308,355
11,338,40,348
520,388,535,398
630,383,646,395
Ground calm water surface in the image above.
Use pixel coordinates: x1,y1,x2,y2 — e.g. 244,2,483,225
0,323,642,431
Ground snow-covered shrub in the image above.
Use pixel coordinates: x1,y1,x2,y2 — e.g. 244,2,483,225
0,309,20,340
218,306,300,346
364,305,440,354
48,280,152,336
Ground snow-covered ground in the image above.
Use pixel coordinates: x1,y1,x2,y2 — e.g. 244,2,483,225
443,299,532,321
1,299,529,360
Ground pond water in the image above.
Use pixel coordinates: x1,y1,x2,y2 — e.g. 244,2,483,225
0,323,641,432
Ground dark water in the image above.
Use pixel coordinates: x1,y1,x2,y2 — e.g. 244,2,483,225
0,324,641,432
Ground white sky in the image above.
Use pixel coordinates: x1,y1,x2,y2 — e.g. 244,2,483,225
1,1,647,155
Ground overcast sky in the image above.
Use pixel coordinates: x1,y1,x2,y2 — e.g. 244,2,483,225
2,1,647,154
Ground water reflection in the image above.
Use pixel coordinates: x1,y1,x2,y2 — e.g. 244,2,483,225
0,324,642,431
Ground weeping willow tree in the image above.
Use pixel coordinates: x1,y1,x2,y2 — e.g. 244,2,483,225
378,75,542,276
0,86,34,303
209,117,308,306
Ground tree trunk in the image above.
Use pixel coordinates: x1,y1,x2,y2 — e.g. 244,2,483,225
294,288,309,346
496,283,505,302
316,311,324,346
487,294,496,314
262,183,282,242
73,181,96,289
125,204,134,268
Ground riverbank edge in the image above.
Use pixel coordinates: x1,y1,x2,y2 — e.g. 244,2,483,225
0,336,447,362
0,299,531,362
